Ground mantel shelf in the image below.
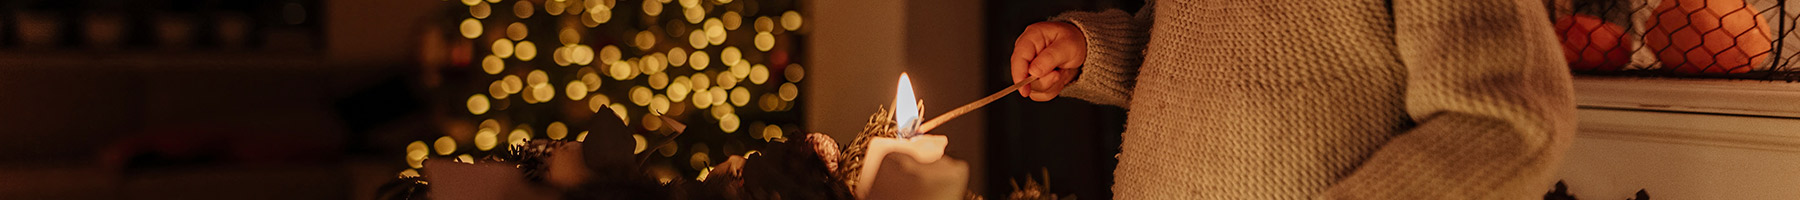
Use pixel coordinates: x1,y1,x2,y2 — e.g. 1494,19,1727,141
1573,76,1800,118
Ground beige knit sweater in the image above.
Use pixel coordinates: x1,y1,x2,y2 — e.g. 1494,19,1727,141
1050,0,1577,199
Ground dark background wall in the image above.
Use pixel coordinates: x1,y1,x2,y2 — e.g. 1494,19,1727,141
984,0,1141,199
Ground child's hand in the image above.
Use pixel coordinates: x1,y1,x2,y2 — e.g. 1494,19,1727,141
1010,21,1086,102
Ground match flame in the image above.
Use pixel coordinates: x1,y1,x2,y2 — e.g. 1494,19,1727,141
895,73,920,138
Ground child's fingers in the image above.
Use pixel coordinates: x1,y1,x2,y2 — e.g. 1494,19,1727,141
1012,30,1051,98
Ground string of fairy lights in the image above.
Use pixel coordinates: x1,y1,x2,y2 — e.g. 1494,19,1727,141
401,0,807,182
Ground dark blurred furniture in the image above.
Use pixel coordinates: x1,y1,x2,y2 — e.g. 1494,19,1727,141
0,0,435,199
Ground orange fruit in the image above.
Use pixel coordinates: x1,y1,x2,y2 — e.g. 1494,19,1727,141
1556,14,1632,71
1644,0,1773,74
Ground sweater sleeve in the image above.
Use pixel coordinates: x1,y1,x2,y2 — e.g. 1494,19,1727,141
1045,2,1153,107
1320,0,1577,199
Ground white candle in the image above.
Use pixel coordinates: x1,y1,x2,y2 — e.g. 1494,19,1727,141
853,73,968,199
858,135,964,199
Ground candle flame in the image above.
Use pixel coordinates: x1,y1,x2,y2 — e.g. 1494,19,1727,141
895,73,920,138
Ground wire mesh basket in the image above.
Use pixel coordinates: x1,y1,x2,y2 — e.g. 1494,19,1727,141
1552,0,1800,81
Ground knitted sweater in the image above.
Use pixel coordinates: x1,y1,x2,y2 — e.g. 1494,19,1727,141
1050,0,1577,199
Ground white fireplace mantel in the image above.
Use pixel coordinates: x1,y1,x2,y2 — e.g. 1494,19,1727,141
1559,76,1800,200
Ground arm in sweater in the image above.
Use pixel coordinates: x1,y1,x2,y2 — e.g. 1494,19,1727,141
1321,0,1577,199
1046,2,1153,107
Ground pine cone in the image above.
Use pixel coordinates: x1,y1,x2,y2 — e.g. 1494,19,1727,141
807,133,840,171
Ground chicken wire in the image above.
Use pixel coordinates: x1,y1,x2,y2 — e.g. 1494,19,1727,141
1553,0,1800,81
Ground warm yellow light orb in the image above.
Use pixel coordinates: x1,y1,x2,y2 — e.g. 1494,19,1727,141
650,94,671,114
688,29,709,49
509,128,532,146
502,75,524,93
781,11,803,31
720,47,742,66
581,69,603,90
668,78,691,102
585,0,608,10
716,72,739,88
718,114,740,133
492,39,515,58
645,53,668,74
609,61,634,80
547,121,569,140
683,6,705,24
599,45,621,63
475,128,499,151
527,70,549,86
467,94,491,115
559,28,581,44
482,55,505,74
762,124,782,141
779,82,798,101
691,89,714,109
634,31,656,50
630,86,653,106
522,84,541,104
722,11,742,30
642,0,663,16
707,28,726,45
759,93,780,111
531,84,555,103
406,141,428,168
690,72,712,89
689,151,711,170
481,119,502,134
632,134,648,153
573,45,596,65
514,1,535,19
648,73,670,90
576,131,589,142
689,51,710,70
709,87,729,106
710,102,733,118
667,48,689,66
507,22,528,40
704,18,725,38
754,32,774,51
515,41,538,61
642,113,663,131
729,59,750,79
554,46,574,66
651,56,673,76
546,0,567,16
565,0,586,14
609,103,630,125
588,7,612,24
461,0,480,7
567,81,590,100
434,136,457,155
748,64,769,84
471,2,492,19
754,17,774,32
729,87,750,106
459,18,482,39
